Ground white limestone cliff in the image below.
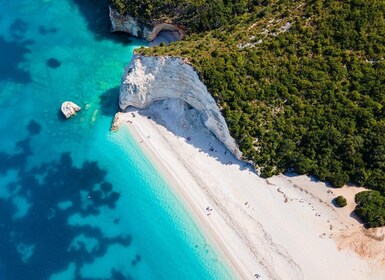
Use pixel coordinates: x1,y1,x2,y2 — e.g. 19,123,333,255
119,54,242,159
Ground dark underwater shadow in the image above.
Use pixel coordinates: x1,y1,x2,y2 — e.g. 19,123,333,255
38,25,57,35
70,0,135,46
9,19,28,40
0,121,135,280
27,120,41,135
57,109,68,122
0,18,33,84
99,86,120,117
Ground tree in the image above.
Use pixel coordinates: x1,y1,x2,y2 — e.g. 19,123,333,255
334,195,347,207
355,191,385,228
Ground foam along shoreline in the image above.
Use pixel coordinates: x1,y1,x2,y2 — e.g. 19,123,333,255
114,99,385,280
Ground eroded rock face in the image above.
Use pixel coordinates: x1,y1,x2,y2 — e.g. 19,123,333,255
119,54,242,158
109,6,184,42
109,6,152,39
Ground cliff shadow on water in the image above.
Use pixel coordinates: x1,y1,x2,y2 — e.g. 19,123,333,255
99,86,120,117
70,0,136,45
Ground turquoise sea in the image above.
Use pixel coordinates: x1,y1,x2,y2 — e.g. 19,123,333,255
0,0,232,279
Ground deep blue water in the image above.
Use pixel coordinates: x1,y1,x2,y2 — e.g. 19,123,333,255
0,0,232,279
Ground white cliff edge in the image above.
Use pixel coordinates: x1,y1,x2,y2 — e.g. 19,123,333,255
119,54,242,159
109,6,184,42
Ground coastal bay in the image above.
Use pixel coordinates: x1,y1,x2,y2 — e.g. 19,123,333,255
108,1,385,277
0,0,233,279
2,0,385,279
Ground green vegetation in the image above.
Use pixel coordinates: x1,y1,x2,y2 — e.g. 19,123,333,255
355,191,385,228
109,0,255,32
334,195,347,208
111,0,385,226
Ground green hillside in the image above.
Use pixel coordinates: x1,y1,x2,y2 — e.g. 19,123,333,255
110,0,256,32
111,0,385,227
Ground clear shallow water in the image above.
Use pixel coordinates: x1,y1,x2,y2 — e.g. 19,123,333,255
0,0,232,279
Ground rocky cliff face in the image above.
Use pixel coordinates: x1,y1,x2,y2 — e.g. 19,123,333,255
109,6,184,42
109,6,152,39
120,54,242,158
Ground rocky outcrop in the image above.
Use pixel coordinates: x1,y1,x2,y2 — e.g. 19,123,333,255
109,6,152,39
147,23,185,42
119,54,242,158
109,6,184,42
61,101,81,119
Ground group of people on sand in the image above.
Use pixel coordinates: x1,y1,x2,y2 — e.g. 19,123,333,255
205,206,213,216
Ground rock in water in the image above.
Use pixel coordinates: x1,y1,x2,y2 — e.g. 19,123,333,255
46,58,61,69
61,101,81,119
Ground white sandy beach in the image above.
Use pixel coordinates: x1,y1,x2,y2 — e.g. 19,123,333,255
114,99,385,280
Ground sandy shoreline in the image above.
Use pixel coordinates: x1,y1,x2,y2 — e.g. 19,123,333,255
114,99,385,280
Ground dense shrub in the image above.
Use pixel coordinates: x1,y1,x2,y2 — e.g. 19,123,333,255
334,195,347,208
355,191,385,228
109,0,255,33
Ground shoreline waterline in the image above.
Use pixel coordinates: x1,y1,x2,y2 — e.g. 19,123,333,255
0,0,235,278
1,0,384,278
113,99,385,280
121,118,242,279
114,108,282,279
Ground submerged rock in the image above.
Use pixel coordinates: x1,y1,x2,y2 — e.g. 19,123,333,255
47,58,61,69
110,112,120,131
61,101,81,119
27,120,41,135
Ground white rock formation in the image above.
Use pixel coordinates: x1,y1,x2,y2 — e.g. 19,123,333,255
109,6,184,42
61,101,81,119
120,54,242,158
